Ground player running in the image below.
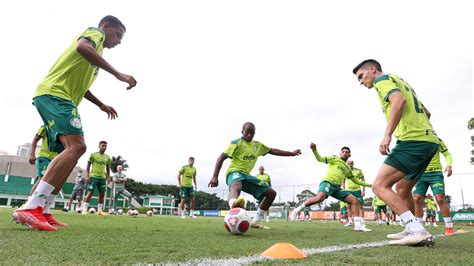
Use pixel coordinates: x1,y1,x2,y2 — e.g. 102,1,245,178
178,157,198,219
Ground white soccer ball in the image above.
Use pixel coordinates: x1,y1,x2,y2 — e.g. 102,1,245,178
132,209,139,216
224,208,251,235
146,210,153,217
108,209,115,215
76,208,82,213
88,207,96,214
127,209,134,216
117,209,124,215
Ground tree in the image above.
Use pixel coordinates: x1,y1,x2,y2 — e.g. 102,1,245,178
110,155,129,173
324,201,340,211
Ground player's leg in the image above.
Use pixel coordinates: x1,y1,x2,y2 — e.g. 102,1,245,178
344,195,370,232
96,179,107,215
240,175,274,228
226,172,245,209
179,187,187,218
413,194,426,226
292,191,326,221
83,181,96,214
430,178,454,234
188,188,197,218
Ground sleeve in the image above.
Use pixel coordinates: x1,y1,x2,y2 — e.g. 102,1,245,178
358,170,365,179
439,139,453,166
347,176,371,187
224,143,238,158
37,127,46,137
79,28,104,49
312,150,333,163
179,166,184,174
88,154,94,163
257,142,271,157
112,174,118,181
107,156,111,166
374,76,401,102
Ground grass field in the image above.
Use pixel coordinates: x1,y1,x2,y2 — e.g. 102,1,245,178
1,208,473,265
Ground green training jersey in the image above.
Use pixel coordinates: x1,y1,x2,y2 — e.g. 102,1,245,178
373,195,386,206
339,201,348,208
36,126,58,160
318,154,353,186
224,138,271,176
373,74,438,144
425,138,452,173
113,173,127,189
180,165,196,187
88,152,111,179
256,173,271,185
34,27,105,106
425,198,437,211
346,168,364,191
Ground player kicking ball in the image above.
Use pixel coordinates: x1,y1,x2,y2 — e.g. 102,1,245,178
208,122,301,229
291,143,372,232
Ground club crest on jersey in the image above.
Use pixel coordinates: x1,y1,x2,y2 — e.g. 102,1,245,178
70,117,82,129
253,145,258,152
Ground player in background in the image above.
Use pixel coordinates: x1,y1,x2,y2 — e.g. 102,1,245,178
64,169,86,213
343,159,367,228
291,143,372,232
424,194,438,227
208,122,301,229
83,141,112,216
353,59,438,245
413,138,454,235
13,15,136,231
339,201,349,224
111,165,133,212
373,195,389,225
256,166,272,222
178,157,197,219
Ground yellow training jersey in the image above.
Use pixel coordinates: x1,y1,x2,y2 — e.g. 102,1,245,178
425,138,452,173
180,165,196,187
346,168,364,191
36,126,58,160
224,138,271,176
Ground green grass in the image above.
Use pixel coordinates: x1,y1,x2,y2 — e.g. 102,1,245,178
0,208,473,264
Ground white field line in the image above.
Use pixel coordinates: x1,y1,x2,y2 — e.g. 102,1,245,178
162,232,455,266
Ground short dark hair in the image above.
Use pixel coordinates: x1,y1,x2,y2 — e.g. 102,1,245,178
99,15,126,32
341,146,351,153
352,59,382,74
242,122,255,130
189,157,195,160
99,140,108,145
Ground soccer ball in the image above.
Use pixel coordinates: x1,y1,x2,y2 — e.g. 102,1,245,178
224,208,251,235
127,209,134,216
117,209,124,215
128,209,139,217
133,209,139,216
146,210,153,217
88,207,96,214
76,208,82,213
108,209,115,215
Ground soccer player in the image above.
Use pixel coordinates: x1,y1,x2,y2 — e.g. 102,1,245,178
64,169,86,213
339,201,349,224
353,59,438,245
82,141,112,216
343,159,367,227
178,157,197,219
27,126,66,227
256,166,272,222
208,122,301,229
291,143,372,232
424,194,438,227
413,138,454,235
13,15,136,231
111,165,133,212
373,195,389,225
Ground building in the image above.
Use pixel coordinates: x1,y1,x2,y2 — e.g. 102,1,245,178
142,194,177,215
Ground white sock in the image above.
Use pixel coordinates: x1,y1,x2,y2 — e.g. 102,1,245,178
348,217,353,224
189,210,194,216
65,204,70,210
361,218,366,226
354,217,362,227
98,204,103,211
84,203,89,211
416,217,423,225
20,181,55,210
400,211,424,232
253,208,266,223
43,194,57,214
228,198,236,209
444,217,453,228
295,203,305,213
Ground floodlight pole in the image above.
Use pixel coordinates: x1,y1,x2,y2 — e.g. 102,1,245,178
459,175,465,210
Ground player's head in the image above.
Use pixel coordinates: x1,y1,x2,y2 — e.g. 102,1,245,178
99,140,107,153
347,159,354,168
259,165,265,174
339,146,351,161
188,156,194,166
241,122,256,142
353,59,383,89
117,165,123,172
99,15,126,49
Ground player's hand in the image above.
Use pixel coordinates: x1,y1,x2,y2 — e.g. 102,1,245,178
28,155,36,165
444,166,453,177
115,72,137,90
379,134,392,155
106,179,111,185
178,184,182,189
99,104,118,119
292,149,302,156
310,143,317,151
208,176,218,187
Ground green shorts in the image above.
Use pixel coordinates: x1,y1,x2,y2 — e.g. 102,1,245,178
226,171,270,202
347,190,365,205
317,181,352,202
33,95,84,153
375,205,387,214
384,140,438,181
426,209,436,218
87,177,107,194
340,206,348,216
413,171,445,195
35,157,51,178
179,186,195,199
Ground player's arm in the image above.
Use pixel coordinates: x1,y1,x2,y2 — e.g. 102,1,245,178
84,90,117,120
106,165,111,184
193,173,197,190
442,150,453,177
347,176,371,187
28,134,42,165
341,179,346,190
380,92,406,155
76,38,136,89
310,143,327,163
269,148,301,156
208,153,229,187
268,181,272,187
422,103,431,119
85,162,92,183
177,170,183,188
361,176,366,197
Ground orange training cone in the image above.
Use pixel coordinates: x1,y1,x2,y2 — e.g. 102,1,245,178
261,243,307,259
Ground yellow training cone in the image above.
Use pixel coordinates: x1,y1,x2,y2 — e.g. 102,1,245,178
261,243,307,259
456,229,469,234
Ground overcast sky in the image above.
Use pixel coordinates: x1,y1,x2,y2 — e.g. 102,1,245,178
1,1,472,206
